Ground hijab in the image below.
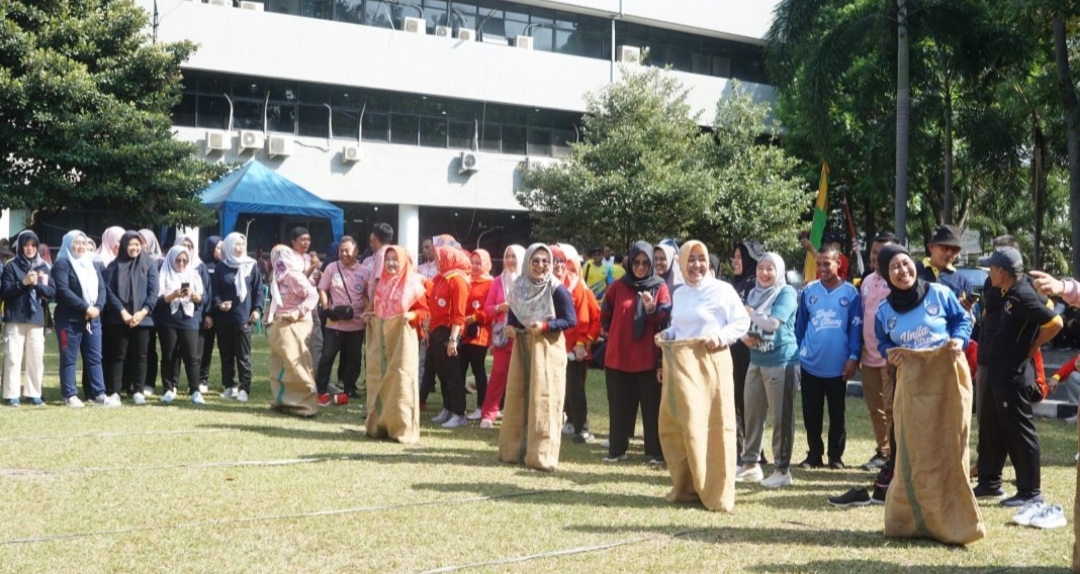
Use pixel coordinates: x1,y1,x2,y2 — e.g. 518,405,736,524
732,240,765,302
470,248,493,282
507,243,560,326
96,226,125,265
678,240,717,290
114,230,153,309
745,252,788,316
200,235,222,266
58,230,99,305
12,230,46,274
221,232,257,302
174,234,203,269
160,245,203,317
268,244,306,319
656,244,684,294
501,244,525,299
878,244,929,314
374,245,426,319
435,245,471,280
138,229,164,262
552,244,582,292
622,240,666,340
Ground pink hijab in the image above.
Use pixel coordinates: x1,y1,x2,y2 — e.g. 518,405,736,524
374,245,426,319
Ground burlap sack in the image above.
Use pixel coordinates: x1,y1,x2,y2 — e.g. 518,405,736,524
885,344,985,545
658,338,736,513
497,329,567,471
365,316,420,444
267,317,318,418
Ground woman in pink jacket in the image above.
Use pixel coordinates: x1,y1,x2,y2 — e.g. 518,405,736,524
478,244,526,428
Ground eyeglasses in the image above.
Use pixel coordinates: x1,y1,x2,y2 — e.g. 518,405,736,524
631,260,650,268
530,258,550,266
553,258,566,265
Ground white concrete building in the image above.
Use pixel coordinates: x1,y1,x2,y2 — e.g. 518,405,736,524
133,0,777,257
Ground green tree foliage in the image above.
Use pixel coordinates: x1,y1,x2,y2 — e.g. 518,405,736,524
0,0,227,228
516,68,807,256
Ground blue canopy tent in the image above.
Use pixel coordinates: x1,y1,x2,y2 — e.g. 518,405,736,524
200,161,345,241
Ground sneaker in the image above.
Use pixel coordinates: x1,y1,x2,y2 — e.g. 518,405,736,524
191,391,206,405
466,408,482,421
333,393,349,406
105,394,122,407
327,383,344,395
603,454,628,463
143,387,155,398
237,390,249,403
828,488,872,508
871,485,887,505
198,384,209,394
133,393,146,406
573,431,593,444
318,394,332,407
161,390,176,404
92,394,108,406
828,460,845,470
65,396,85,408
29,397,44,407
1012,500,1047,526
431,409,452,424
761,470,793,488
442,414,468,428
797,456,823,470
479,419,494,429
1001,492,1043,508
972,484,1006,499
600,439,611,449
561,422,575,435
735,465,765,483
222,387,236,399
861,454,888,471
1031,504,1068,529
5,398,19,407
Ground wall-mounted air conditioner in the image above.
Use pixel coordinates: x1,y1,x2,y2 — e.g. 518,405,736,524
238,130,263,152
205,130,229,154
516,35,533,50
435,26,452,38
403,17,425,34
342,144,362,163
457,28,476,41
459,151,481,174
267,136,293,158
239,1,264,10
617,45,642,65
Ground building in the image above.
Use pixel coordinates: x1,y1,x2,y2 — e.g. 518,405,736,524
129,0,777,258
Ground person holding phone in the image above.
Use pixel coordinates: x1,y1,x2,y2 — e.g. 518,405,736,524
212,232,260,402
1,231,56,406
155,245,206,404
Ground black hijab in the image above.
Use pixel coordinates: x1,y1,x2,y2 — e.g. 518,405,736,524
878,244,929,313
622,240,665,341
12,230,43,274
732,240,766,302
114,230,153,310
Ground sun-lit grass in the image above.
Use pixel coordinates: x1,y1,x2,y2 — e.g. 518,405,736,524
0,334,1075,573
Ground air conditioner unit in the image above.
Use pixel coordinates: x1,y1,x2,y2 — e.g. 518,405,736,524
266,135,293,158
457,28,476,41
617,45,642,65
435,26,452,38
204,130,229,154
459,151,481,174
238,130,263,151
239,1,264,10
403,17,425,34
516,35,533,50
207,0,231,7
342,144,362,163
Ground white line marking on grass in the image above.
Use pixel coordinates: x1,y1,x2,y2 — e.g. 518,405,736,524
0,454,366,477
0,428,239,443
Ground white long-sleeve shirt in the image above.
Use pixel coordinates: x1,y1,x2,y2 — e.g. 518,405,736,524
662,277,750,348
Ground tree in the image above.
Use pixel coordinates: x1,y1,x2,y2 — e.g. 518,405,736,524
0,0,228,228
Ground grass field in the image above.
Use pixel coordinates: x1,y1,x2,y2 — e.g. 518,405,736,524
0,334,1076,573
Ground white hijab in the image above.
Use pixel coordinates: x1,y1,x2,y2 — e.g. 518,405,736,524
501,244,526,299
58,230,99,306
159,245,204,317
221,232,256,302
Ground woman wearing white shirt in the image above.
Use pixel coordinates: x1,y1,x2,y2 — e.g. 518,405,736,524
655,240,750,512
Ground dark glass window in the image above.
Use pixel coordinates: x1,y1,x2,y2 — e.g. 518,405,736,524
298,105,329,137
527,127,551,156
361,113,389,142
195,95,229,129
480,124,501,152
366,0,395,28
334,0,363,23
502,125,526,154
174,93,197,127
552,128,574,157
448,1,477,30
390,114,418,144
233,101,263,130
332,111,360,141
419,116,448,147
424,0,447,32
268,0,300,15
266,104,297,133
303,0,332,19
448,121,475,149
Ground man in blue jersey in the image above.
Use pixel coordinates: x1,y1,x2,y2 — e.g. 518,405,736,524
795,248,863,470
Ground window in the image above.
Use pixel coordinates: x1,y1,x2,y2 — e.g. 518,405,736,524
480,124,501,152
527,127,551,156
449,121,475,149
268,0,300,15
552,128,574,157
419,116,448,147
502,125,526,154
175,94,196,127
390,114,418,144
361,113,389,142
334,0,363,23
266,104,297,133
233,101,263,130
447,0,477,30
303,0,332,19
195,95,229,129
332,111,360,141
365,0,395,28
424,0,447,32
298,105,329,137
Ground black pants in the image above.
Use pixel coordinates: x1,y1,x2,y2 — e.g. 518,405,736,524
606,367,662,459
420,338,438,405
977,382,1042,495
217,322,253,392
104,325,151,396
800,368,847,463
565,359,589,434
159,327,200,394
429,326,465,415
731,341,750,459
458,343,489,408
199,322,216,386
316,328,365,394
123,328,158,393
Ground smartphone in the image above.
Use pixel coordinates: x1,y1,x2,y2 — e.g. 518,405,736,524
181,282,190,292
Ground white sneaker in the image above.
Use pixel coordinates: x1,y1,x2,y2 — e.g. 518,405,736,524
561,422,575,435
105,394,122,407
191,391,206,405
466,408,482,421
431,409,452,424
442,414,468,428
1031,504,1068,529
327,383,344,395
65,396,85,408
93,394,108,406
198,384,208,394
133,393,146,406
1012,500,1046,526
222,387,236,399
143,388,155,398
600,439,611,449
479,419,494,429
760,470,793,488
161,390,175,404
237,390,249,403
735,465,764,483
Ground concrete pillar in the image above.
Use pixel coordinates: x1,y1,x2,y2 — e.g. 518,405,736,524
398,204,420,263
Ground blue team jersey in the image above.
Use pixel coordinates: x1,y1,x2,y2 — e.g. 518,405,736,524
874,283,972,358
795,280,863,378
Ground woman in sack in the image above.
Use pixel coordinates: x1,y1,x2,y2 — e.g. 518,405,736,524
1,231,56,406
212,233,260,402
266,244,320,417
738,253,799,488
551,244,601,443
316,237,369,406
497,243,577,471
103,230,159,405
655,240,749,512
154,245,206,405
461,249,494,420
478,244,525,429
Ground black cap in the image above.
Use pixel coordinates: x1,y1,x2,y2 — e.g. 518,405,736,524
929,225,962,248
986,247,1023,275
590,246,603,255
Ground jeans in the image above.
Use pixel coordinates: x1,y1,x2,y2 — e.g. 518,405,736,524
58,318,104,400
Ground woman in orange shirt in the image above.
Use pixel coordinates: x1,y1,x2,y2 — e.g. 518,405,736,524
428,245,472,428
461,249,493,420
551,244,601,443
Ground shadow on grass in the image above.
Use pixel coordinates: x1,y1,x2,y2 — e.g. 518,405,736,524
746,560,1060,573
411,480,666,509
